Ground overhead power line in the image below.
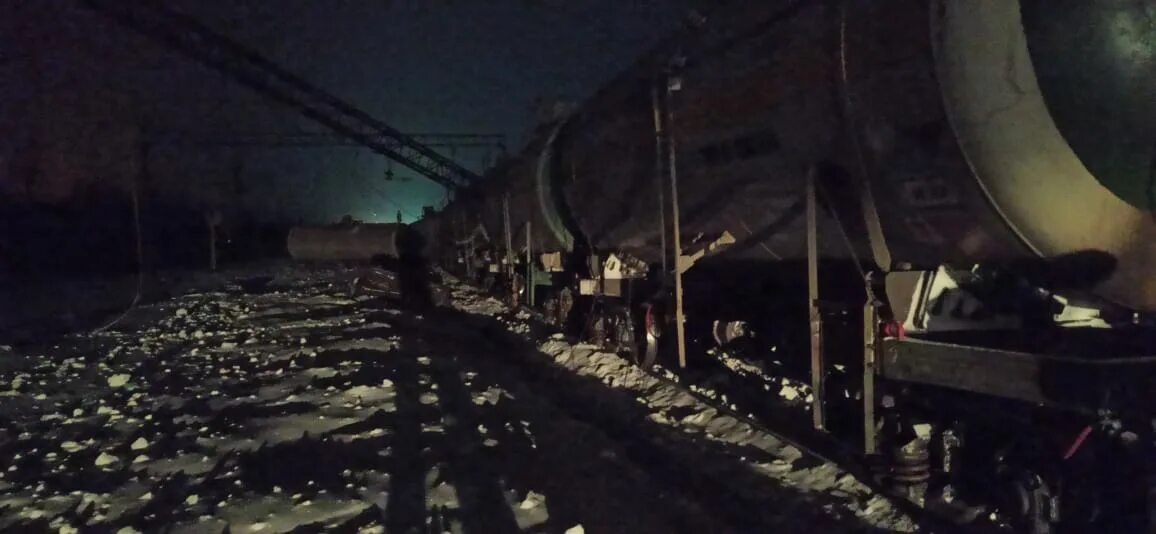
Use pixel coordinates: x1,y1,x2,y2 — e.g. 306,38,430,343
82,0,483,192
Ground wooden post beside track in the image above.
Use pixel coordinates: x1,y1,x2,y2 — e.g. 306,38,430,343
651,80,668,274
807,169,826,431
463,216,474,281
863,277,879,454
666,74,687,370
503,194,514,303
526,221,533,307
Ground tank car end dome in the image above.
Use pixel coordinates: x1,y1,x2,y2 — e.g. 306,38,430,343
936,0,1156,311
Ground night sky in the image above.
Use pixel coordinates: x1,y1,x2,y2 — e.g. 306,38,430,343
2,0,690,223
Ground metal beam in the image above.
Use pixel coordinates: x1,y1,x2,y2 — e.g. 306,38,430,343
863,278,879,455
526,221,534,307
880,337,1156,412
666,75,687,370
807,169,825,431
650,79,668,274
502,194,515,303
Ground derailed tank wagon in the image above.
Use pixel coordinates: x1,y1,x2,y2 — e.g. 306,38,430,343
415,1,1156,530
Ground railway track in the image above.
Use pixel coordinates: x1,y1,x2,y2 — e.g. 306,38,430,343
439,280,984,532
459,324,891,531
638,362,1002,534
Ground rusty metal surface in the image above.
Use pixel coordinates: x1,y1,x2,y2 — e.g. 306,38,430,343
807,170,826,431
844,0,1156,311
426,0,1156,311
555,2,864,266
838,0,1036,274
286,223,403,262
467,124,572,256
880,336,1156,413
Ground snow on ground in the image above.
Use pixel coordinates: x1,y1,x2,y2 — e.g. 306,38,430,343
0,264,915,533
448,279,917,533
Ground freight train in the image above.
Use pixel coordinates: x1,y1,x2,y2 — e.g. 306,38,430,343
404,2,1156,531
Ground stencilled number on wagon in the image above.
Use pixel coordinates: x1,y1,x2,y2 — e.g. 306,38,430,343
900,176,958,208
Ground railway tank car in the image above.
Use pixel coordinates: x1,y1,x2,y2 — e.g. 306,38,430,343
417,1,1156,531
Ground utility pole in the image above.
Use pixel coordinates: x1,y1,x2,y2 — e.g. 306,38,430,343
806,169,825,431
503,194,515,303
134,140,148,279
651,79,668,274
526,221,534,307
666,57,688,370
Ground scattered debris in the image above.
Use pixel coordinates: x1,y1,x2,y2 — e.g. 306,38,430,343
0,265,911,533
94,452,119,467
107,374,131,388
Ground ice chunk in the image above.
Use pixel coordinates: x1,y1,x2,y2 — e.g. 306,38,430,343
107,374,131,388
519,491,546,510
564,526,585,534
61,441,85,453
130,437,149,451
94,452,119,467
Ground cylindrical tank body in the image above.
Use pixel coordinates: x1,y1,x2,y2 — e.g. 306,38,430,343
843,0,1156,310
471,125,573,257
287,223,404,261
553,1,867,266
448,1,1156,311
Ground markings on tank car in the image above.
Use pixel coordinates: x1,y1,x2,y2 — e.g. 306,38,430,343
899,176,959,208
691,128,782,167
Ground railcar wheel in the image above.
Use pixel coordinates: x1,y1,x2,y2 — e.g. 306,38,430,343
588,311,608,348
988,442,1062,534
557,287,574,327
585,306,643,362
711,320,749,347
997,470,1058,534
604,308,635,358
511,273,525,308
637,304,660,368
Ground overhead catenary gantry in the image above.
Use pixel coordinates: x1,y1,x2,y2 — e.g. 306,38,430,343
82,0,482,192
148,131,506,152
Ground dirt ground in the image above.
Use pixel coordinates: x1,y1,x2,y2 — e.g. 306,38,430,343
0,265,915,533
